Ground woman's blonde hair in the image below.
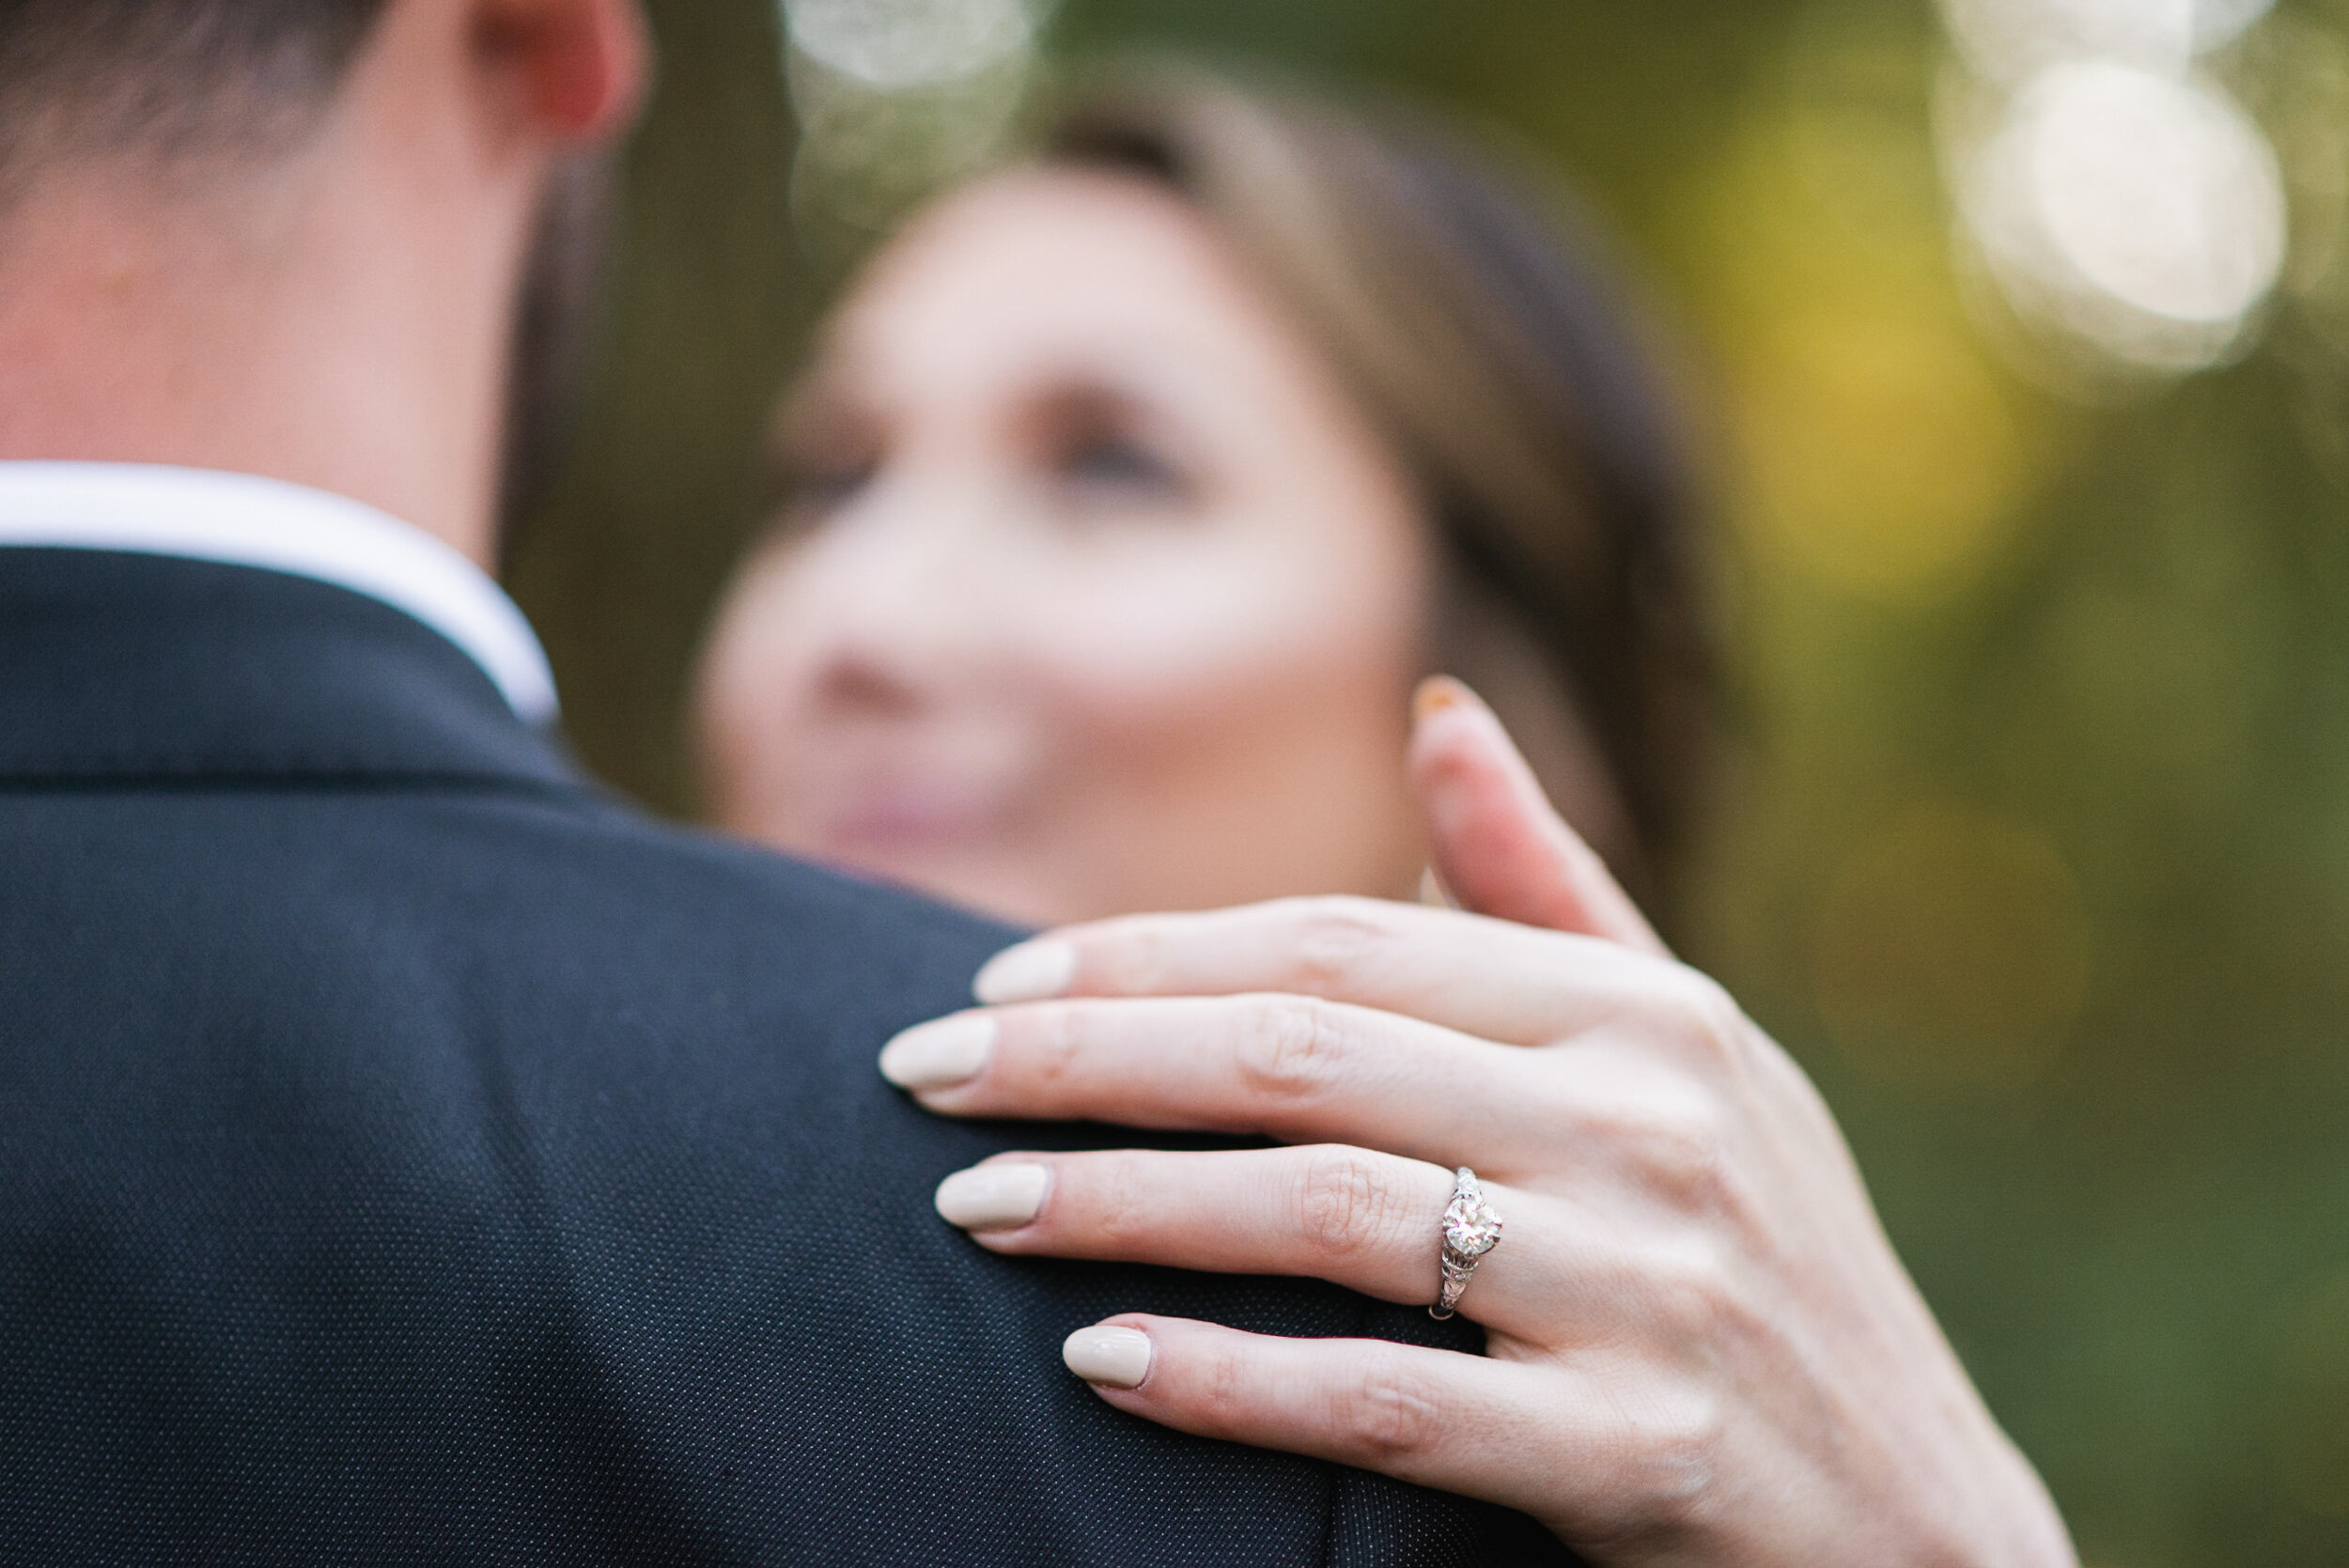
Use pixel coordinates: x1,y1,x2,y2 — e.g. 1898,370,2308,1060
1037,62,1718,906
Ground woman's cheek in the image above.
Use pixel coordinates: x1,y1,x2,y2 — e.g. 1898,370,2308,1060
1016,547,1333,745
1002,540,1422,898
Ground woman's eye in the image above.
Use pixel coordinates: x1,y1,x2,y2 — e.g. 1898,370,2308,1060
1056,435,1189,504
784,457,877,516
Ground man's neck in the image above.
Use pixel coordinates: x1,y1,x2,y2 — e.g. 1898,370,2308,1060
0,140,524,569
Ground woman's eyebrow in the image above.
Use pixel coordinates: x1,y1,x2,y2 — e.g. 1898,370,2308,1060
1022,376,1149,425
1012,348,1237,426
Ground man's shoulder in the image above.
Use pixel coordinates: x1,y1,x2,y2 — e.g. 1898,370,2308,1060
413,785,1018,1036
394,781,1014,965
0,785,1561,1565
9,780,1012,1062
1,782,1019,1250
376,785,1019,1111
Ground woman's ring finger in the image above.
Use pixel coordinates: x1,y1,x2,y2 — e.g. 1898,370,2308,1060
933,1144,1555,1334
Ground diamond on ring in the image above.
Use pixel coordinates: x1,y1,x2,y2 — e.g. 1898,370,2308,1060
1430,1167,1501,1319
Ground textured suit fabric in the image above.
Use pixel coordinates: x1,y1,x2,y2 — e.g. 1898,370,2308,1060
0,548,1574,1565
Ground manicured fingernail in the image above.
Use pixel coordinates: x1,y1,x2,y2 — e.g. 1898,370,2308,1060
973,939,1076,1004
879,1013,997,1090
1063,1326,1152,1389
1413,675,1471,722
935,1162,1050,1230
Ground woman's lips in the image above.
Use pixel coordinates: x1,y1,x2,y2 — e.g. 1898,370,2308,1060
822,780,1010,854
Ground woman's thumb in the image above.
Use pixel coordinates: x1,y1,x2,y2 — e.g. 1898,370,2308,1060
1408,677,1668,955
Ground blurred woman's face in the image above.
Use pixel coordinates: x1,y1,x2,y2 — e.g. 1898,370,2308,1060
693,170,1432,927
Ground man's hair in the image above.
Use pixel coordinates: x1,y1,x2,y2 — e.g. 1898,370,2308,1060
0,0,390,189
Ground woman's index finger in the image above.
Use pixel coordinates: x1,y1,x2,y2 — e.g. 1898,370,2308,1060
975,895,1677,1049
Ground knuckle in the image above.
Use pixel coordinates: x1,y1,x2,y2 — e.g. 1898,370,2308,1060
1336,1351,1447,1461
1295,1146,1408,1262
1083,1156,1157,1245
1234,997,1348,1103
1120,917,1174,986
1283,896,1400,996
1626,1096,1750,1225
1195,1337,1253,1436
1641,1237,1739,1343
1611,1383,1724,1515
1024,1002,1088,1087
1630,1236,1773,1379
1667,971,1750,1067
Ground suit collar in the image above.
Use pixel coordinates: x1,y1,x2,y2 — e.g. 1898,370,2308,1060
0,463,557,725
0,549,583,793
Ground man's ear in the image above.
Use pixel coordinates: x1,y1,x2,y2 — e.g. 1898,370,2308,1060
476,0,653,144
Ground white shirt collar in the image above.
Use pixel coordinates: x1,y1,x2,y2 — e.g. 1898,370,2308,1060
0,462,558,724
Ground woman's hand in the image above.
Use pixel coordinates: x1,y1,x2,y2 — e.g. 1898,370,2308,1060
879,680,2076,1566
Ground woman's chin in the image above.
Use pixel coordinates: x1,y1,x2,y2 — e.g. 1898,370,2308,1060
809,837,1074,931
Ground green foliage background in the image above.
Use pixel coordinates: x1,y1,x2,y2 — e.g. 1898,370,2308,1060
506,1,2349,1559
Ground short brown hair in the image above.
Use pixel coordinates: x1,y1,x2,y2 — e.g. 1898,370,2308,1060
0,0,388,192
1039,63,1719,905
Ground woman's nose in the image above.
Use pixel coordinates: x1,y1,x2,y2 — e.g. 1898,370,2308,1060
786,480,1010,708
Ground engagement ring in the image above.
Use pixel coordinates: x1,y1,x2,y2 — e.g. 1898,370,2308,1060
1430,1166,1501,1319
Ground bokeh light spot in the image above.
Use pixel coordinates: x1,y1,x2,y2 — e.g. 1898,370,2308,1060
777,0,1056,258
1941,9,2293,377
2030,66,2279,324
1944,0,2276,80
782,0,1037,89
1977,62,2286,363
1735,308,2035,601
786,50,1033,250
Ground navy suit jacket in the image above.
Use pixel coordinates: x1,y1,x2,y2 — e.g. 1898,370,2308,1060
0,548,1570,1564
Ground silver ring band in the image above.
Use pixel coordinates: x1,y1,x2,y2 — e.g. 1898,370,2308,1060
1429,1166,1502,1320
